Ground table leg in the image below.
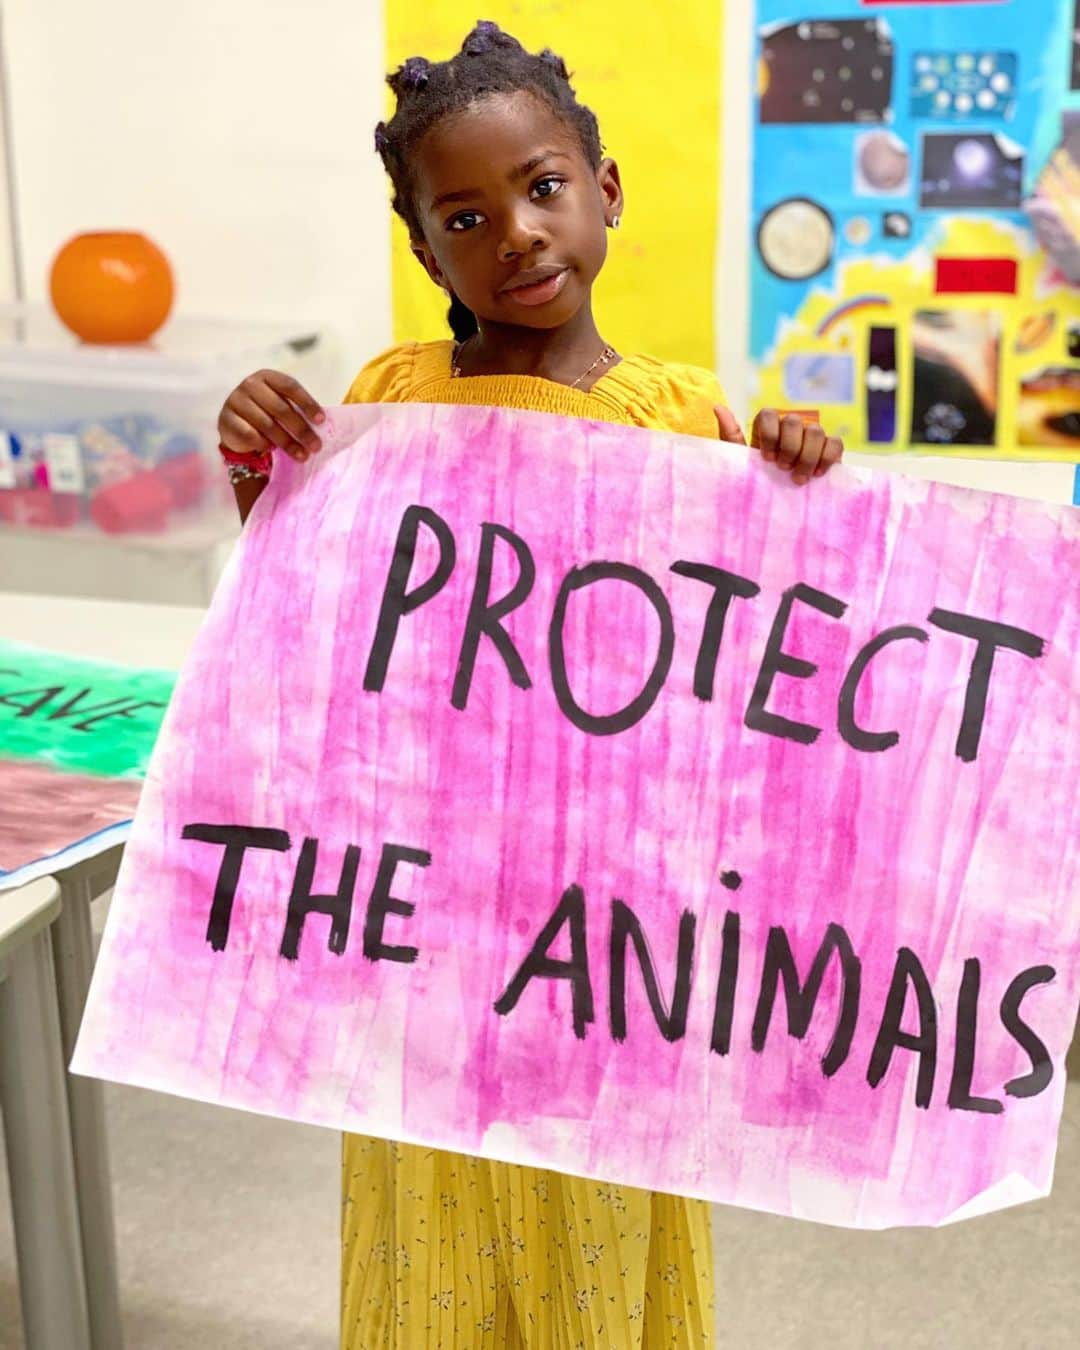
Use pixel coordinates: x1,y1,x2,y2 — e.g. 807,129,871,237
0,928,92,1350
52,870,125,1350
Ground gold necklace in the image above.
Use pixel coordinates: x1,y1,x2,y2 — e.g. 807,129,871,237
451,338,617,390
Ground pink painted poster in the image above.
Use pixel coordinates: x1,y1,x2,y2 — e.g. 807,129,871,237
74,403,1080,1229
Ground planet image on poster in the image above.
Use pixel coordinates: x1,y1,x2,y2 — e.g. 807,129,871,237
845,217,873,246
1015,312,1056,354
884,212,912,239
954,137,993,180
920,132,1024,209
856,131,911,195
757,199,835,280
1018,368,1080,447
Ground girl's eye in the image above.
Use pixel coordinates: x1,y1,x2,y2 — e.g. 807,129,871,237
447,211,484,233
531,176,565,200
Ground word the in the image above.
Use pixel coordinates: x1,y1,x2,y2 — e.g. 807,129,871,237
181,823,429,960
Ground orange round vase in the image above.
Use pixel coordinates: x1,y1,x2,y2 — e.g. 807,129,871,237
49,231,174,344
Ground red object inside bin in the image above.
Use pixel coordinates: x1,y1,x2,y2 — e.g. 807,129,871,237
90,471,172,533
154,450,206,509
0,488,81,528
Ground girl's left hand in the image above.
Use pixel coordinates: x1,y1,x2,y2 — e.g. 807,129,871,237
715,405,844,487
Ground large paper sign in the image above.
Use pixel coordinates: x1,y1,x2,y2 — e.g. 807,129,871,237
751,0,1079,462
76,404,1079,1228
0,641,174,890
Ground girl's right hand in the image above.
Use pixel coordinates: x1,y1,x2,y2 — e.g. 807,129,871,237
217,369,326,463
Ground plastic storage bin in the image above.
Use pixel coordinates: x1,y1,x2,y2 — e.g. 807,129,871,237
0,305,338,535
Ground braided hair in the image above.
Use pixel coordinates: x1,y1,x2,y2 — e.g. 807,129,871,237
374,21,603,342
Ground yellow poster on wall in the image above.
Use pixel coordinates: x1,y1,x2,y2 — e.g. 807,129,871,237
384,2,724,370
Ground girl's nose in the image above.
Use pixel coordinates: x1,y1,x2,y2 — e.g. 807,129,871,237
497,214,546,262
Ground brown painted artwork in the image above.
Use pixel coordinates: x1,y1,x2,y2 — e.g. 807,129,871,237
0,758,142,872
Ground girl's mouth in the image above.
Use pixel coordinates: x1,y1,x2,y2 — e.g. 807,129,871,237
503,267,570,307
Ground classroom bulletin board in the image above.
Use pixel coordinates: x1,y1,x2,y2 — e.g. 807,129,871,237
750,0,1079,460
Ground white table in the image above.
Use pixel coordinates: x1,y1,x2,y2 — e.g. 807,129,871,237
0,591,207,665
0,877,90,1349
0,510,238,607
0,591,206,1350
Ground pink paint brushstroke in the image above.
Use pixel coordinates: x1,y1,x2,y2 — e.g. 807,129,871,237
74,403,1080,1228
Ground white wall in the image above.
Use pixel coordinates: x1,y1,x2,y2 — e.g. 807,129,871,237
717,0,754,426
2,0,392,394
0,6,20,301
1,0,1074,502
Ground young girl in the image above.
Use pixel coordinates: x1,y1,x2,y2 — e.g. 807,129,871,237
217,22,843,1349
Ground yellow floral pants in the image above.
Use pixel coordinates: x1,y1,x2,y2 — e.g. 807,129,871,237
342,1135,714,1349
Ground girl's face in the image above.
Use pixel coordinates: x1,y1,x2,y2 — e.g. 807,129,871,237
409,90,622,330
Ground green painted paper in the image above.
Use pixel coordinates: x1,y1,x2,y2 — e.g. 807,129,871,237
0,639,176,779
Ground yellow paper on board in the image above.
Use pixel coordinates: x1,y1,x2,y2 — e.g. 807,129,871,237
384,1,724,370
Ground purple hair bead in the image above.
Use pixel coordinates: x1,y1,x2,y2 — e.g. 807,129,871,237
400,56,430,90
464,20,500,54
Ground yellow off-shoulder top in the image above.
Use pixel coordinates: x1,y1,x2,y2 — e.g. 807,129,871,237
343,338,725,439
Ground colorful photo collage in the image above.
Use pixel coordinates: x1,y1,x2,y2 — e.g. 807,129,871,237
750,0,1080,458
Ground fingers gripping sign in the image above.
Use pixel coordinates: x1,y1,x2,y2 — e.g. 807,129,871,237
714,405,747,446
218,369,327,465
715,404,844,488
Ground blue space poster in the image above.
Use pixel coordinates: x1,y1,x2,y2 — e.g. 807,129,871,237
750,0,1079,460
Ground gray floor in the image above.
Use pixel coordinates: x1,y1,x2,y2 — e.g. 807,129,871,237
0,1084,337,1350
1,1079,1077,1349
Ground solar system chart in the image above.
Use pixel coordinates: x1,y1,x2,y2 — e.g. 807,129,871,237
750,1,1080,461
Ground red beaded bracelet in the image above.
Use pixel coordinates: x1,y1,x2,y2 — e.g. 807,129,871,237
218,443,275,476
